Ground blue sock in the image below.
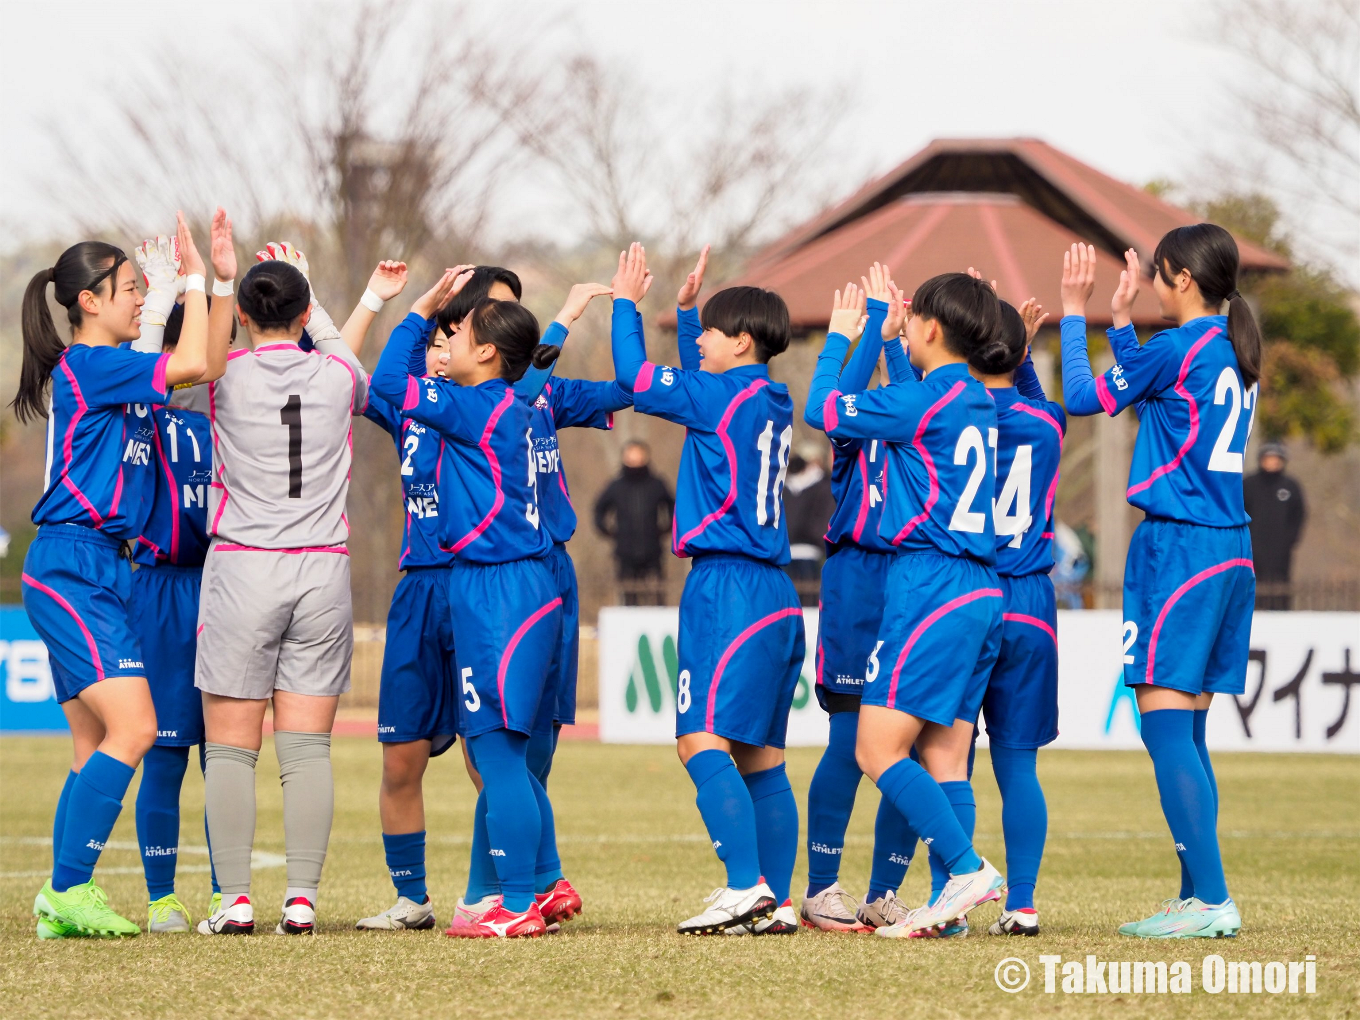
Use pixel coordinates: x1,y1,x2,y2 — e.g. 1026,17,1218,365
990,745,1046,911
743,763,798,905
867,795,918,901
467,730,539,912
928,781,977,900
136,744,189,900
805,711,862,896
527,726,559,789
382,830,427,902
52,751,135,892
465,790,500,902
874,757,981,876
52,770,77,872
530,772,564,893
198,744,219,895
1140,708,1229,905
1179,708,1217,899
683,749,761,890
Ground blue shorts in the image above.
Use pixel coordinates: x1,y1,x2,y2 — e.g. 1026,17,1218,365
817,545,893,709
676,554,805,748
21,525,144,703
129,564,204,746
546,543,580,726
449,557,562,739
862,551,1002,727
981,572,1058,749
378,567,459,755
1123,518,1254,695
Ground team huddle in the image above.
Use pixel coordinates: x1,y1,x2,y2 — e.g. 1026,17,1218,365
15,205,1261,942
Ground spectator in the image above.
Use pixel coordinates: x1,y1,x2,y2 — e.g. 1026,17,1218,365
783,442,835,602
1243,442,1306,610
594,440,674,605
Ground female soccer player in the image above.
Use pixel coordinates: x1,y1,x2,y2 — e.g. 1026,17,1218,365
17,214,212,939
371,267,564,939
1059,232,1258,939
611,244,805,936
805,270,1008,939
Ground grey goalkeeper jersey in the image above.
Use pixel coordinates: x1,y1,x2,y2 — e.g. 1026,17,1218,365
207,342,369,549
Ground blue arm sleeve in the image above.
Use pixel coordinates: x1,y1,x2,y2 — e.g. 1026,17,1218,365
611,299,647,391
1059,315,1106,416
1107,323,1141,363
883,337,917,384
406,317,436,379
677,305,702,372
838,298,889,392
371,312,428,409
1014,349,1047,400
514,320,568,403
804,331,854,431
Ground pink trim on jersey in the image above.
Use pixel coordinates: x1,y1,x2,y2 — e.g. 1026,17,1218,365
207,382,231,535
886,587,1002,709
1041,531,1054,540
108,421,124,521
891,381,966,546
605,411,615,430
213,543,349,555
252,342,299,354
705,606,804,732
1095,374,1117,415
55,357,103,526
402,376,420,412
151,419,180,561
324,353,365,416
226,348,252,362
1127,328,1219,499
634,362,657,393
196,624,205,637
1011,402,1065,532
815,599,825,688
496,596,565,728
22,572,105,682
851,448,871,543
446,387,515,555
1144,557,1253,686
556,469,573,508
675,379,769,556
1003,612,1056,645
823,390,841,433
153,352,172,399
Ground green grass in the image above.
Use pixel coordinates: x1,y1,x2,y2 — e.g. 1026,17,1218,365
1,738,1357,1019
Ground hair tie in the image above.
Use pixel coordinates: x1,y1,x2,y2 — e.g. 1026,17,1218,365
47,267,57,284
1226,289,1241,301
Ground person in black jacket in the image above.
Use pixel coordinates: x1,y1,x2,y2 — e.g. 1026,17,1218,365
594,441,675,604
1243,442,1306,610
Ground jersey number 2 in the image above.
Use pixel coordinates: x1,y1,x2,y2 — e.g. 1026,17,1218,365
280,394,303,498
1207,368,1258,474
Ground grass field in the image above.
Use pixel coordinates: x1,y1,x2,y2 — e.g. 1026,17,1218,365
1,737,1357,1020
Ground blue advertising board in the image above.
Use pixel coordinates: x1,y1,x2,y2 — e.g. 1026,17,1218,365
0,606,70,732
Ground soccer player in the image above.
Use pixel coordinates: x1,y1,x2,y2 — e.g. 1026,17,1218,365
966,296,1065,937
371,267,564,939
1059,232,1258,939
16,215,212,939
611,244,805,936
805,271,1007,939
194,231,376,937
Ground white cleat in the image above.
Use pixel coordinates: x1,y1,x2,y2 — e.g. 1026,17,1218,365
856,889,909,930
197,895,254,935
873,905,931,939
800,883,872,932
275,896,316,935
905,858,1005,936
989,907,1040,936
724,900,799,936
677,883,777,935
356,895,436,931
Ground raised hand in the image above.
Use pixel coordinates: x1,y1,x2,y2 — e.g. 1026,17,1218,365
1060,243,1098,318
177,211,206,278
556,282,613,327
209,208,236,282
882,278,909,340
1020,298,1048,342
257,241,309,281
828,282,866,339
412,265,475,320
368,260,409,302
135,234,181,328
1110,248,1141,329
967,266,998,292
677,245,709,310
861,262,892,304
611,243,653,305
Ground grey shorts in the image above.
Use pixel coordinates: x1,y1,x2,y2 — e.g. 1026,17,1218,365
195,543,353,700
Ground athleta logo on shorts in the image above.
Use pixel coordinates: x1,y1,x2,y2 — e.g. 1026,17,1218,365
489,849,506,857
156,729,178,738
809,842,842,856
833,673,864,687
377,726,396,734
118,659,144,670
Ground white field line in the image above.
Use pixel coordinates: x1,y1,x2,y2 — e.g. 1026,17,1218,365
0,838,285,880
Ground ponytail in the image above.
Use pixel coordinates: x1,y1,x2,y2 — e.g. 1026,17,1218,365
531,343,561,370
11,241,127,424
1153,223,1261,388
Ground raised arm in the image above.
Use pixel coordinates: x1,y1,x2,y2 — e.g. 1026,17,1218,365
131,234,182,354
337,260,410,358
202,207,236,383
161,212,209,387
675,245,709,372
1013,297,1050,400
371,268,471,409
610,243,653,391
515,282,612,403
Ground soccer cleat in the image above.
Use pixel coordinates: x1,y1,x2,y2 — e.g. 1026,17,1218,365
800,882,872,933
34,881,141,938
676,883,777,936
444,895,502,937
36,916,87,940
724,900,798,935
535,878,583,925
210,892,222,916
873,906,931,939
908,918,969,939
989,907,1040,936
1119,897,1241,939
197,895,255,935
276,896,317,935
856,889,909,931
903,858,1005,936
445,901,547,939
147,893,192,933
356,895,436,931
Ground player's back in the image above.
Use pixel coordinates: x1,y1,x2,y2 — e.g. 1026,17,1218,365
135,396,213,567
825,436,891,553
208,344,366,549
990,388,1065,577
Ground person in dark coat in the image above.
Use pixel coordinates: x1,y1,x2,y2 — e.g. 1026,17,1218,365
594,440,674,604
1243,442,1306,610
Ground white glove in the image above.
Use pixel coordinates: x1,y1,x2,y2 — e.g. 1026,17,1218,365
256,241,340,345
135,235,181,329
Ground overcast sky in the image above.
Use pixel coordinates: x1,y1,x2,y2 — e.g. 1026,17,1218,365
0,0,1343,268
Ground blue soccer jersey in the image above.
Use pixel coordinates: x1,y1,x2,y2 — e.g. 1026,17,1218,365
33,344,173,541
134,404,213,567
989,387,1065,577
372,313,551,565
365,393,453,571
1061,315,1255,526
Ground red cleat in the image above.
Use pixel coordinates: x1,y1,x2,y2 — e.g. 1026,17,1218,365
445,901,547,939
535,879,582,926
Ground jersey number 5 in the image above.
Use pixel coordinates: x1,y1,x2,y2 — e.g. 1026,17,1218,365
280,394,303,498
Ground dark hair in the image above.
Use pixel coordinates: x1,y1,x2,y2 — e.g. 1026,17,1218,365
1153,223,1261,387
911,273,1003,363
164,297,235,349
237,261,310,330
970,299,1027,376
438,266,523,336
467,299,559,382
700,286,791,363
12,241,128,424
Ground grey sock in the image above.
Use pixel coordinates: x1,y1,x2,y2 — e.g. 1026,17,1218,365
274,731,333,893
203,743,259,902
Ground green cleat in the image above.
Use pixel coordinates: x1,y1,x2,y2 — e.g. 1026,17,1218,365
36,916,87,940
1119,897,1240,938
148,893,192,933
35,880,141,938
1118,899,1183,937
210,892,222,916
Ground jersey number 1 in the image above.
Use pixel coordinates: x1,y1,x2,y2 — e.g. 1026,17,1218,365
280,394,303,498
755,420,793,527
